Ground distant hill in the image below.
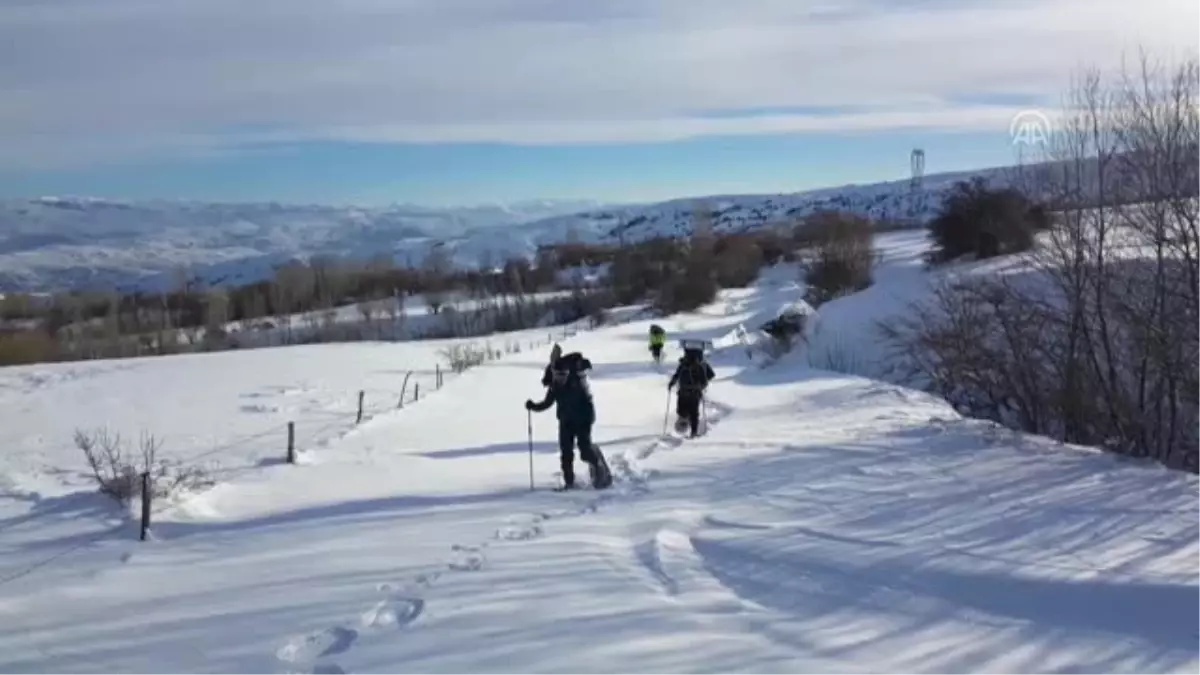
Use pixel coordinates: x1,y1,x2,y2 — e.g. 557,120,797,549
0,163,1033,293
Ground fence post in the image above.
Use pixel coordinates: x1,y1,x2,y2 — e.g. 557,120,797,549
287,422,295,464
436,364,441,389
414,383,420,402
398,371,412,409
357,390,365,424
139,472,151,541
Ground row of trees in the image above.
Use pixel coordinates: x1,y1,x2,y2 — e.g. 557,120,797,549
0,242,600,364
2,202,894,367
0,203,939,347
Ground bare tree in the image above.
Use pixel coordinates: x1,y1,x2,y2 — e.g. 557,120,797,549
423,244,453,314
881,52,1198,472
102,291,122,358
202,290,230,348
272,261,312,344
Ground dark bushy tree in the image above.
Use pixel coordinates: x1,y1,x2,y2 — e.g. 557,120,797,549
799,211,876,306
926,178,1051,265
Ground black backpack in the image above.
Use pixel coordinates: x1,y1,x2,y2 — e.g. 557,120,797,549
676,351,710,392
547,352,591,386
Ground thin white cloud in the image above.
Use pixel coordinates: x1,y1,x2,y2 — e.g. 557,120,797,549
280,105,1023,146
0,0,1194,170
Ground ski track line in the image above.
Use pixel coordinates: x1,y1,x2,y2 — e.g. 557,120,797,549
270,393,736,672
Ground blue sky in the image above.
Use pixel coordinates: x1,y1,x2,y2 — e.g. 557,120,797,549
0,0,1194,207
3,130,1019,207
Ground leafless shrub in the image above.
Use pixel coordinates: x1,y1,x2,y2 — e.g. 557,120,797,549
879,277,1056,431
798,211,876,306
74,427,214,506
713,234,766,288
654,214,721,315
880,53,1198,473
440,342,488,374
807,329,868,375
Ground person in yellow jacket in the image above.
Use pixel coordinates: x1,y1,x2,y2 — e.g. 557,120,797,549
648,324,666,364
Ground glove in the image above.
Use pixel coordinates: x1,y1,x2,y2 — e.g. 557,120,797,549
524,399,534,410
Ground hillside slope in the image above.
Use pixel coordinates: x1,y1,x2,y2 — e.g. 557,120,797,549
0,259,1194,673
0,164,1020,293
0,198,607,292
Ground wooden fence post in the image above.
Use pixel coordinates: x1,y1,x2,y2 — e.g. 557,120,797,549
356,390,365,424
436,364,441,389
139,472,151,541
287,422,295,464
398,371,412,408
414,383,420,402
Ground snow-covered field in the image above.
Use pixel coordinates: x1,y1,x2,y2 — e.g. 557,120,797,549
0,234,1195,673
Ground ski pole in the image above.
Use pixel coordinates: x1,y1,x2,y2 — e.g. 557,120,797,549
662,388,671,435
527,409,534,491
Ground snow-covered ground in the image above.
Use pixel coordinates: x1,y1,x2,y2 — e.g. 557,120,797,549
0,235,1195,673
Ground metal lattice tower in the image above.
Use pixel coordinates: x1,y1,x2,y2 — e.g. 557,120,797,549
910,148,925,191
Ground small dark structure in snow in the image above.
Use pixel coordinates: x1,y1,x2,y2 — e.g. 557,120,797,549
758,301,817,358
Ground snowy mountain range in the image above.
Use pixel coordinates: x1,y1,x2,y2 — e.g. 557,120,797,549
0,164,1024,293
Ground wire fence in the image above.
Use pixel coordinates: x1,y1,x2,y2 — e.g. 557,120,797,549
0,319,627,588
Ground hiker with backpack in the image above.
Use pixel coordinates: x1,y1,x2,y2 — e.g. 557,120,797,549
526,351,613,490
668,345,715,438
648,325,667,365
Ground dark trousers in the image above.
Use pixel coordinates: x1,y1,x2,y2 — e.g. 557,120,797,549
559,423,598,485
650,344,663,361
676,391,702,436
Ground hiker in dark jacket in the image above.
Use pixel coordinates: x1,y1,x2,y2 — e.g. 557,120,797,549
526,352,609,489
668,347,715,437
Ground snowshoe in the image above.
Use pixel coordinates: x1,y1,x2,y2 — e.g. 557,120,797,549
674,417,689,434
588,448,613,490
